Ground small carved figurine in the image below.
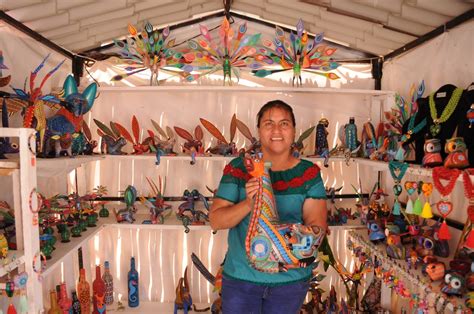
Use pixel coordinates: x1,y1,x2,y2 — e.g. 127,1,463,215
422,139,442,167
174,267,193,314
444,137,469,169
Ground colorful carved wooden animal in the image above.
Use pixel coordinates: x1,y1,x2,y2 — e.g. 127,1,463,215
140,176,171,224
174,267,193,314
235,117,260,154
174,125,204,163
114,116,152,154
177,189,209,233
244,155,325,272
94,119,127,155
9,54,64,152
150,119,176,154
191,253,222,314
114,186,137,223
292,125,315,159
200,114,238,156
44,75,97,157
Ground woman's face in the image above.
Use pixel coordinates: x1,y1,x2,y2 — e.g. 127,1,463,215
257,107,295,156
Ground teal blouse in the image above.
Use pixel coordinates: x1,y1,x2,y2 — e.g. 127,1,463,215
216,157,326,286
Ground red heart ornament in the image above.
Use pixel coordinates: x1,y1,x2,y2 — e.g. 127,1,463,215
436,201,453,218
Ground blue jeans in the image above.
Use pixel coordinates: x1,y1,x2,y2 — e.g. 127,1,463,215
221,277,309,314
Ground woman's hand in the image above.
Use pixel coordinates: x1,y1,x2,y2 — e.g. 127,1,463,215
245,178,260,206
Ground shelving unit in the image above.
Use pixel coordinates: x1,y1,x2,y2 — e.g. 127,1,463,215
3,88,407,313
0,128,42,313
348,229,466,312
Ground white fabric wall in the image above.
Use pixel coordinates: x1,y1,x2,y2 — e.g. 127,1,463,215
382,20,473,95
0,21,72,99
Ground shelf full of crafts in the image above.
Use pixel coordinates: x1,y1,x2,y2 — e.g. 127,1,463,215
0,80,396,312
39,84,394,312
0,128,42,314
343,82,474,313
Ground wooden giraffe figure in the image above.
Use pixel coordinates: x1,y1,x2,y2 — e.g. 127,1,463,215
244,155,325,273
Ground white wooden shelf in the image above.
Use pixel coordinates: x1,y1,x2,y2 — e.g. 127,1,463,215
36,155,104,177
99,85,396,96
0,250,25,277
40,200,363,278
0,159,19,170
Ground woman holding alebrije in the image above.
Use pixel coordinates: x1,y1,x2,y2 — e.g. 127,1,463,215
210,100,328,314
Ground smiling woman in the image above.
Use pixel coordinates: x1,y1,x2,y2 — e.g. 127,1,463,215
209,99,328,314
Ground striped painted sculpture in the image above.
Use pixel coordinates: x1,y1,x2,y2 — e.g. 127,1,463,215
244,155,325,273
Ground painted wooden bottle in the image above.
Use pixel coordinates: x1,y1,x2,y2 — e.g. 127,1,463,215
48,290,61,314
58,282,72,313
92,265,106,314
77,268,91,314
71,291,81,314
102,261,114,305
128,257,139,307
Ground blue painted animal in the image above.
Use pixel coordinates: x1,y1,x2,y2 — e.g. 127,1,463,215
44,75,97,157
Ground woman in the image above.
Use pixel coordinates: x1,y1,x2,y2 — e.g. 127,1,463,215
209,100,328,314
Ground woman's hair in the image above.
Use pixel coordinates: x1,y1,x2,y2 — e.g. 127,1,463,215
256,100,296,128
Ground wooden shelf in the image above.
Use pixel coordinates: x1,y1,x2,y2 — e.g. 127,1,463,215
36,155,104,177
0,159,19,170
0,250,25,277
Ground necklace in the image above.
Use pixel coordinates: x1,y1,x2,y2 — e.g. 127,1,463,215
429,87,463,136
463,169,474,199
462,169,474,248
432,166,461,240
388,161,409,216
432,167,461,196
400,112,427,143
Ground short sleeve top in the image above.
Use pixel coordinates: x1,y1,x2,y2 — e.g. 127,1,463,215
216,157,326,286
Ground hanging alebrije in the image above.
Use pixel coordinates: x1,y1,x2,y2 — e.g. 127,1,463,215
182,16,262,85
432,166,461,240
252,19,339,86
0,50,11,87
112,21,187,85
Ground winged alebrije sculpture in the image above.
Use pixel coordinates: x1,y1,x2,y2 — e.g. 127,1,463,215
44,75,98,157
8,54,65,150
182,17,262,85
112,21,187,85
253,19,340,86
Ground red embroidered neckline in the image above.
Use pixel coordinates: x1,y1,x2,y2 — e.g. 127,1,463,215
223,164,320,191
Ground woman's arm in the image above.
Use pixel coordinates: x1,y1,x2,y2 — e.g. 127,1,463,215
209,178,260,231
209,198,252,230
302,198,328,232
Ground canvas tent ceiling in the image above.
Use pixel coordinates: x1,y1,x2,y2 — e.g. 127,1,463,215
1,0,473,58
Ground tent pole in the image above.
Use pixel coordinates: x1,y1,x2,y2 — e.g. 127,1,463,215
0,10,74,61
384,9,474,61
